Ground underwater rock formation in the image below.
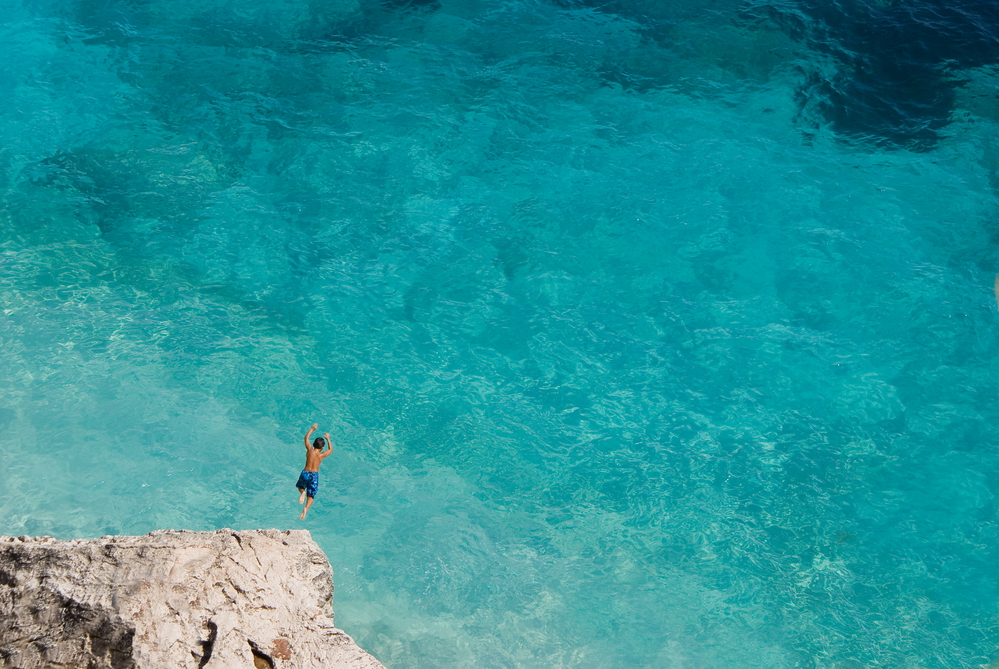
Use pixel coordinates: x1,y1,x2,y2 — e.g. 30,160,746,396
0,529,385,669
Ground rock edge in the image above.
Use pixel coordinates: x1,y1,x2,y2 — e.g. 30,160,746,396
0,528,385,669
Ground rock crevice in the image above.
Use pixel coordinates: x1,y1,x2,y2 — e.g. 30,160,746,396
0,529,384,669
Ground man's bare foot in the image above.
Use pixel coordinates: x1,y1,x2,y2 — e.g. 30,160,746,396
300,507,308,520
298,489,306,505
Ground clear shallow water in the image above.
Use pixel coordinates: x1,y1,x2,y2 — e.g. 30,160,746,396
2,0,999,666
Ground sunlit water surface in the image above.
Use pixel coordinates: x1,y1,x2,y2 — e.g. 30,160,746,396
2,0,999,666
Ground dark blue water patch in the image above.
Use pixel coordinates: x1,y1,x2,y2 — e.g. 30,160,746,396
380,0,441,13
744,0,999,149
548,0,678,36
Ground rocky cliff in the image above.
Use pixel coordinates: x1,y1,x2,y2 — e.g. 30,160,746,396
0,529,385,669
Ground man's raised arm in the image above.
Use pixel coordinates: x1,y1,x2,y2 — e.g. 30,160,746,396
321,432,335,459
304,423,318,449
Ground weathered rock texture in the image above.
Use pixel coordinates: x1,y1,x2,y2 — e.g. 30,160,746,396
0,529,385,669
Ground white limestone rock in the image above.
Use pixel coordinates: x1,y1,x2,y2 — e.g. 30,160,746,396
0,529,385,669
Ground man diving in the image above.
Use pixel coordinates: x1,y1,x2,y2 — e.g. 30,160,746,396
296,423,334,520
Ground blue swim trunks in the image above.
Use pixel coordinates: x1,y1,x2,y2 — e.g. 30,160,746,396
296,470,319,499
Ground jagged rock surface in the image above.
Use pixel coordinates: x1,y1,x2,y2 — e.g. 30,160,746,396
0,529,385,669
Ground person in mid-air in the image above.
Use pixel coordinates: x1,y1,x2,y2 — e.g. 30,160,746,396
296,423,334,520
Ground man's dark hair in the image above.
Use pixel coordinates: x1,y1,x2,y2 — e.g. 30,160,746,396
313,437,325,450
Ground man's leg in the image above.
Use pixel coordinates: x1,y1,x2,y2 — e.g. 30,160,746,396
298,487,306,505
300,496,314,520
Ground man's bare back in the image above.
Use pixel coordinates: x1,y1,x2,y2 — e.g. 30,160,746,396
303,445,326,472
296,423,334,520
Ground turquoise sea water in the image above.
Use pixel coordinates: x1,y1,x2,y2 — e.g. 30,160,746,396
3,0,999,666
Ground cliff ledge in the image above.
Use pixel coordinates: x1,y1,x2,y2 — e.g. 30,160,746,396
0,529,385,669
